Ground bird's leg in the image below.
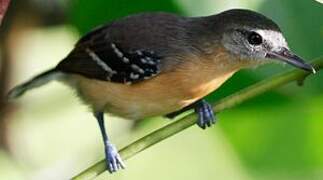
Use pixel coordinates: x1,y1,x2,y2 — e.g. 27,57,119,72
194,99,216,129
94,112,125,173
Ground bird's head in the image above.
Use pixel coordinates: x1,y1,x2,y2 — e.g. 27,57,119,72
218,9,315,73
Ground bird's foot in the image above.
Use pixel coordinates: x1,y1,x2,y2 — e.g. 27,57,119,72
104,143,125,173
195,100,216,129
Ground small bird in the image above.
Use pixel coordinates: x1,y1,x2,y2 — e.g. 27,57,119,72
8,9,315,173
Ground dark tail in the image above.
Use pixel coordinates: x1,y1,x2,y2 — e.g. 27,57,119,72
7,69,64,100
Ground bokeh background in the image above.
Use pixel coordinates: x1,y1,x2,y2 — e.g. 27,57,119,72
0,0,322,179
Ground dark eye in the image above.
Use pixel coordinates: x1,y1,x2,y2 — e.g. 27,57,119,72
248,32,263,45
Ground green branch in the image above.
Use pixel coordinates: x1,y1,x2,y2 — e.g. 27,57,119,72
73,57,323,180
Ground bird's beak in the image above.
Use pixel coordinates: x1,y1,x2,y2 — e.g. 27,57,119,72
266,47,316,74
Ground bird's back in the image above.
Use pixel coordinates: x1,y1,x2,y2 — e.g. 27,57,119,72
77,12,193,56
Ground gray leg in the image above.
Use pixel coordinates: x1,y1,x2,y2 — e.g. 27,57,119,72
94,112,125,173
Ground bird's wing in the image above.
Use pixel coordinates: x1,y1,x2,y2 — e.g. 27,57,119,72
56,13,192,84
56,24,162,84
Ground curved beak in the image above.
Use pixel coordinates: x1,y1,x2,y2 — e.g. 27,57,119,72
266,48,316,74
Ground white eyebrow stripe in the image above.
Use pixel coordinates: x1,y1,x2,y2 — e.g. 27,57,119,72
86,48,117,75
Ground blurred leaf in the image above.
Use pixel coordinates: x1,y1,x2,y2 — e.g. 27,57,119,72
220,102,315,172
259,0,323,59
68,0,182,34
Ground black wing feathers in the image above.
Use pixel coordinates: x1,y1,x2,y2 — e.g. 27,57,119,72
57,26,162,84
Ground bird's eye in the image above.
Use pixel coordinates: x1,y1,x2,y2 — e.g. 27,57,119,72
248,32,263,45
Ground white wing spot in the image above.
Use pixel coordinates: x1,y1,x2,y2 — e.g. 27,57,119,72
136,50,143,56
111,43,124,58
130,73,140,79
86,48,117,76
122,57,130,63
131,64,145,74
140,58,148,64
147,59,156,65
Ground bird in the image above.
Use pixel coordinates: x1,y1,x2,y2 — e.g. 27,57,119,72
7,9,316,173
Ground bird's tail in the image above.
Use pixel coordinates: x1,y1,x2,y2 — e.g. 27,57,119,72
7,68,64,100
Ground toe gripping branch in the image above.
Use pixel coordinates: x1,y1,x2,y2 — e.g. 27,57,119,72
95,112,125,173
194,99,217,129
166,99,217,129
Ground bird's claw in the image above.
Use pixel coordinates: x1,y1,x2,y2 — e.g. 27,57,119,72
195,100,216,129
105,143,125,173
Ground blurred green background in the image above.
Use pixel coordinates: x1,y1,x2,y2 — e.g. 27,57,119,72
0,0,322,179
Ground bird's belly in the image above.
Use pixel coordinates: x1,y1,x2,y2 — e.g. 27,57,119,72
71,70,235,120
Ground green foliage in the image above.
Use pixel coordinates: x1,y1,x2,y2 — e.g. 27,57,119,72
68,0,182,34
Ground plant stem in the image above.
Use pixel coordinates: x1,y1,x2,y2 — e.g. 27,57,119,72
73,57,323,180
